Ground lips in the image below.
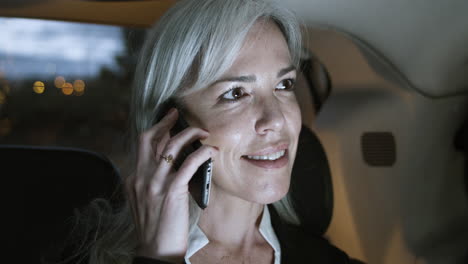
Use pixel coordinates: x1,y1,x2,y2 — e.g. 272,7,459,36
246,149,286,160
241,150,289,169
241,143,289,169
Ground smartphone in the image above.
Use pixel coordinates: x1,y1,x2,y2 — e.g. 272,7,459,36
156,98,212,209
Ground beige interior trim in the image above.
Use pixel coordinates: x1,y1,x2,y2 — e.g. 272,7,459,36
305,26,468,264
0,0,175,27
280,0,468,97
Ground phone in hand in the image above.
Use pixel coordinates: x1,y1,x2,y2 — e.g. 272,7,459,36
156,98,212,209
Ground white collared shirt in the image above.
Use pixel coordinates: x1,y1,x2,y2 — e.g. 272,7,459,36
184,197,281,264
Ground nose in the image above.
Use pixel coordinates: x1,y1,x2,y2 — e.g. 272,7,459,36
254,98,285,135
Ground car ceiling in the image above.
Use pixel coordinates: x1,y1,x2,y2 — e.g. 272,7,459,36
0,0,175,27
1,0,468,99
282,0,468,98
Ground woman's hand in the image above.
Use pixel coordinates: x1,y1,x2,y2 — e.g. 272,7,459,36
125,108,217,263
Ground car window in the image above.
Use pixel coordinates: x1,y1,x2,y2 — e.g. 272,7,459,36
0,17,146,171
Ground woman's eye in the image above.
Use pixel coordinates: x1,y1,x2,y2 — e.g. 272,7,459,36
220,87,246,101
276,79,296,91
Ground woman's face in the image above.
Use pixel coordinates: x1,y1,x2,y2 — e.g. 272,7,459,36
183,21,301,204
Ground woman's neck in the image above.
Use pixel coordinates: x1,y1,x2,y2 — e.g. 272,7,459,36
197,188,265,250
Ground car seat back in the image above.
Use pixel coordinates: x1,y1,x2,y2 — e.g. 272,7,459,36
0,145,121,263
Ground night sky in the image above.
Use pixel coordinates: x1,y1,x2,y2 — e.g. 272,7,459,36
0,17,125,80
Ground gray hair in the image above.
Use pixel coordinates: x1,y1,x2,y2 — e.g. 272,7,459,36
131,0,303,224
131,0,302,138
80,1,303,263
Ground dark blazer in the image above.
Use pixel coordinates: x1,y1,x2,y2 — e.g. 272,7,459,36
133,205,351,264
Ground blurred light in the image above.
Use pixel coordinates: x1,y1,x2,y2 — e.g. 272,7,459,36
54,76,65,88
0,118,12,137
0,90,6,104
62,82,73,95
33,81,45,94
2,84,11,94
73,79,85,93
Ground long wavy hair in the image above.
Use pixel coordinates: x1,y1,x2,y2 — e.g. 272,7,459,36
69,1,303,263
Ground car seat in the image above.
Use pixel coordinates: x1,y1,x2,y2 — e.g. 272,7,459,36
0,145,122,263
0,130,361,263
291,125,334,236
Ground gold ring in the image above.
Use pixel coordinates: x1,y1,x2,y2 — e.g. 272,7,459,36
160,154,174,164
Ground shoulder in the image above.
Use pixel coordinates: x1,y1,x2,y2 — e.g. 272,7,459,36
268,205,350,264
279,223,350,263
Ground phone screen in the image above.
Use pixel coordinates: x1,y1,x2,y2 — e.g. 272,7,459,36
156,98,212,209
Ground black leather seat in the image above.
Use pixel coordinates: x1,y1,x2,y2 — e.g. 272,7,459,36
0,129,364,263
454,119,468,263
290,126,365,264
291,125,334,236
454,119,468,197
0,145,122,263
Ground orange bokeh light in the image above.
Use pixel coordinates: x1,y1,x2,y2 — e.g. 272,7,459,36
73,80,85,93
62,82,74,95
33,81,45,94
54,76,66,88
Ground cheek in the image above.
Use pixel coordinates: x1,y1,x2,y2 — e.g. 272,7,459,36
287,98,302,134
202,119,245,195
199,112,251,179
200,111,248,150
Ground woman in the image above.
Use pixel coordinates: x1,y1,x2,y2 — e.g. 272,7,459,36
78,0,351,263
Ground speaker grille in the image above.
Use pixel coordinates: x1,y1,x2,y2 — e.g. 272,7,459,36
361,132,396,167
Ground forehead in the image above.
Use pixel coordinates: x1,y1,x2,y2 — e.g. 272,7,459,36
225,20,292,75
181,20,293,99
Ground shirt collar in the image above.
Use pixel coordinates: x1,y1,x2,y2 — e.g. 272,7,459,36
185,197,209,261
259,204,282,264
185,197,281,264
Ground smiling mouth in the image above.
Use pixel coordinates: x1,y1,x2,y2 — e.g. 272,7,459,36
241,149,289,169
245,150,286,161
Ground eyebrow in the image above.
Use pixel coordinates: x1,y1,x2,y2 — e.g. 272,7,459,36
277,65,296,78
213,65,296,85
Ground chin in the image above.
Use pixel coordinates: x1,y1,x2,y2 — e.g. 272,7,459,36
249,181,290,204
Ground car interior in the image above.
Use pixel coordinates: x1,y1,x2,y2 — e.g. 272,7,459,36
0,0,467,264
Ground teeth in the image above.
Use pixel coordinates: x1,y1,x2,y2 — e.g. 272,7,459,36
246,150,285,161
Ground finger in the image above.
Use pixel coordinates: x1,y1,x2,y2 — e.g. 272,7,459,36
137,109,179,166
153,132,170,162
148,128,211,194
172,145,218,187
155,127,210,175
149,108,178,134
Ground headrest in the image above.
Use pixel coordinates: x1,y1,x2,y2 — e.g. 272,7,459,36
0,145,122,263
290,126,333,236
